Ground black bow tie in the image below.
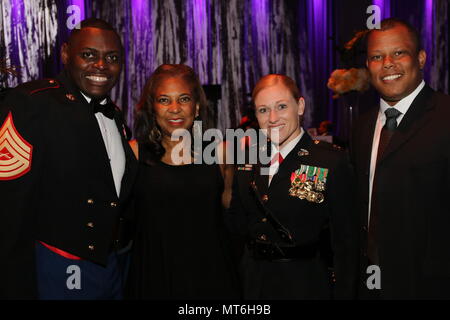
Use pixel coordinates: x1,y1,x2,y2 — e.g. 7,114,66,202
90,99,115,120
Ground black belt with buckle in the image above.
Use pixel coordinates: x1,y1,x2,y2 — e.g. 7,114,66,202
248,240,319,262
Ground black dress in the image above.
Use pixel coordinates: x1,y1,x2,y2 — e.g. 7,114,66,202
126,155,240,299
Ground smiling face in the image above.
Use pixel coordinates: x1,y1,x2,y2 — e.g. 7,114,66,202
153,76,199,139
366,24,426,106
254,82,304,149
61,27,122,99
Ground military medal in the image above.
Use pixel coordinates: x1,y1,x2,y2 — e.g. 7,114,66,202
306,191,316,202
315,167,328,192
289,165,307,197
289,164,328,203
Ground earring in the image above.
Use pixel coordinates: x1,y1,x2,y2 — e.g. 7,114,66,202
149,126,162,141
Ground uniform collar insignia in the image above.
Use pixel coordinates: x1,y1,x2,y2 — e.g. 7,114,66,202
297,148,309,157
65,93,76,101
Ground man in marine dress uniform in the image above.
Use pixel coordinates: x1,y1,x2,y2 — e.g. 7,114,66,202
0,18,138,299
352,18,450,299
227,74,358,299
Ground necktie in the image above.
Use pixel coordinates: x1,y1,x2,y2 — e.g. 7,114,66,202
376,107,402,163
268,152,284,186
368,107,401,265
91,99,115,120
270,152,284,165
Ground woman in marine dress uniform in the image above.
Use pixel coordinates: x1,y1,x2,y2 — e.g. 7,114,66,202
227,74,358,299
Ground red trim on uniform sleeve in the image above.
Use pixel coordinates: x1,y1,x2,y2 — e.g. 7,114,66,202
39,241,82,260
29,80,60,95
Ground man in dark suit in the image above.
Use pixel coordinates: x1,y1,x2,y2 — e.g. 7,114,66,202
351,18,450,299
0,18,138,299
227,74,357,299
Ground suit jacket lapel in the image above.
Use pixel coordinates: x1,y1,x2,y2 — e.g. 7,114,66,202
114,111,138,202
350,105,378,228
358,106,378,176
378,85,435,164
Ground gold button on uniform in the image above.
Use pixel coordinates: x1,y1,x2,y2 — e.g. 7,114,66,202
261,218,267,222
261,195,269,202
110,202,117,208
88,245,95,250
87,222,94,228
259,234,267,241
65,93,76,101
87,199,94,204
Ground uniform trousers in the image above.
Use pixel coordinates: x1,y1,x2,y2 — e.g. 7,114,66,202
35,241,129,300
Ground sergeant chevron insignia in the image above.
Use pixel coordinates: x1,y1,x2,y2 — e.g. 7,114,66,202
0,112,33,180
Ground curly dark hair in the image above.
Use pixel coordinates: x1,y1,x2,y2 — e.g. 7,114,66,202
134,64,211,165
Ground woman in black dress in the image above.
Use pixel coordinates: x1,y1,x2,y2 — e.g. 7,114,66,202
126,64,239,299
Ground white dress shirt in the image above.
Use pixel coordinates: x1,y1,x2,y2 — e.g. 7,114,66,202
268,128,304,186
81,92,126,197
368,80,425,220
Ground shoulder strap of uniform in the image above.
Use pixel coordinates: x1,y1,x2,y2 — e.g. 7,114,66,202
312,139,343,152
17,79,60,96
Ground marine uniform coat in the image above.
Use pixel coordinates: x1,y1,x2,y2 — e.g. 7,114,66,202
228,132,358,299
0,71,138,299
351,85,450,299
